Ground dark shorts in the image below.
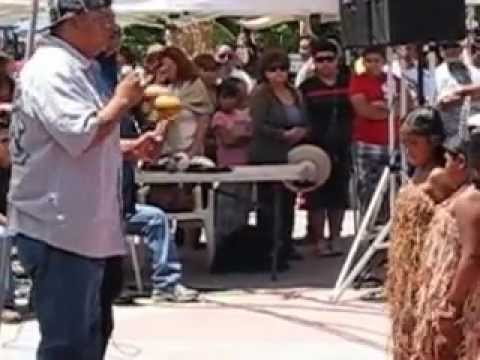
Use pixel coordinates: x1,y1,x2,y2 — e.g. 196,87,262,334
306,152,351,211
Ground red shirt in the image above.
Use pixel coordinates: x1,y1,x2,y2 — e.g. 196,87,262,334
349,73,399,146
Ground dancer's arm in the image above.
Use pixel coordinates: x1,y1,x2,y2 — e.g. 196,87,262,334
449,191,480,309
433,190,480,360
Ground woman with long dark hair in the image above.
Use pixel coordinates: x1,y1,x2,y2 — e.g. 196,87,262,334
249,49,309,267
153,46,214,156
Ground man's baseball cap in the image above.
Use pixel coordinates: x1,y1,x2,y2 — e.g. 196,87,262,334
46,0,112,30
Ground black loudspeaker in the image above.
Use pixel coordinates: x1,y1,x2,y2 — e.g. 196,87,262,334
340,0,466,47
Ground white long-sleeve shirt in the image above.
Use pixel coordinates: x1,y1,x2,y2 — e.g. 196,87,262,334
8,35,125,259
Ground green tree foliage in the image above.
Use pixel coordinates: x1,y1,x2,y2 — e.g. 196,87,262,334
122,23,165,59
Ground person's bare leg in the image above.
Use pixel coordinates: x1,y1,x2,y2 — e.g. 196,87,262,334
309,210,327,254
327,209,345,254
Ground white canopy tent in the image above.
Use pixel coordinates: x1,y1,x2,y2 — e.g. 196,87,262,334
112,0,338,16
2,0,480,24
0,0,339,24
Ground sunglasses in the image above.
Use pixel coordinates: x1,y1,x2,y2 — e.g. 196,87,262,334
314,56,336,63
219,53,232,60
266,65,289,73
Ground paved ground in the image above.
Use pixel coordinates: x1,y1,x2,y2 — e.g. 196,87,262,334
0,211,391,359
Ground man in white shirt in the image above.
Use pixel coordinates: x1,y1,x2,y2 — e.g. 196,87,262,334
391,44,436,105
9,1,149,358
215,44,255,93
435,41,480,138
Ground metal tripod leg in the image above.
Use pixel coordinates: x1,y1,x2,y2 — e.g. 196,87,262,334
0,235,12,334
331,221,391,303
332,166,390,299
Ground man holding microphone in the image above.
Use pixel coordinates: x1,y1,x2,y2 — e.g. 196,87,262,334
9,1,153,358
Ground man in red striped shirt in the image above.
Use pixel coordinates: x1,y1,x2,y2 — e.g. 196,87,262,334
300,39,353,256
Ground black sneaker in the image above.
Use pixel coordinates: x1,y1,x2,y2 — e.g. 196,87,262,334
151,284,200,303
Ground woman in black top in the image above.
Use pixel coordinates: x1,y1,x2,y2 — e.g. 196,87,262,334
299,40,353,256
249,49,309,266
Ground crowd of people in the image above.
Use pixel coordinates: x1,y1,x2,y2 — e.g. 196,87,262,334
2,0,480,359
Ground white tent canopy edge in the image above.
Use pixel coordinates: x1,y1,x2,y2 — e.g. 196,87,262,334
0,0,339,24
1,0,479,21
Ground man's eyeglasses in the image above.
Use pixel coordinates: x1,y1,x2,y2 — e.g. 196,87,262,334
314,56,336,63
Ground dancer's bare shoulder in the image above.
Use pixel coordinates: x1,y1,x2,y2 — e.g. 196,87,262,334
426,167,447,186
454,187,480,239
420,167,451,203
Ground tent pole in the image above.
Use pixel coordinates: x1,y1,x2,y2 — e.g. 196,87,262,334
25,0,40,60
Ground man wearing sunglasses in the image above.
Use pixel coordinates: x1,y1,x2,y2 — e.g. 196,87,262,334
299,40,353,257
435,41,480,139
8,0,146,358
215,44,255,93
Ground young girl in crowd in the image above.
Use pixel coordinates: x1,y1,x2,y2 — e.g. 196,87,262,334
212,78,252,244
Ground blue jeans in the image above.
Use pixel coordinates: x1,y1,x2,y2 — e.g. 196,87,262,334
16,233,105,360
0,226,14,308
126,204,181,290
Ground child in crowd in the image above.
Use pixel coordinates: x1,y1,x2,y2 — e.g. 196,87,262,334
211,78,252,244
212,78,251,167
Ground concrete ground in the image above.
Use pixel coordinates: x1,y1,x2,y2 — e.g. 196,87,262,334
0,211,390,360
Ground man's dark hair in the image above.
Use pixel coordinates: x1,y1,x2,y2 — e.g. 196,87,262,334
311,39,338,56
364,45,386,59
